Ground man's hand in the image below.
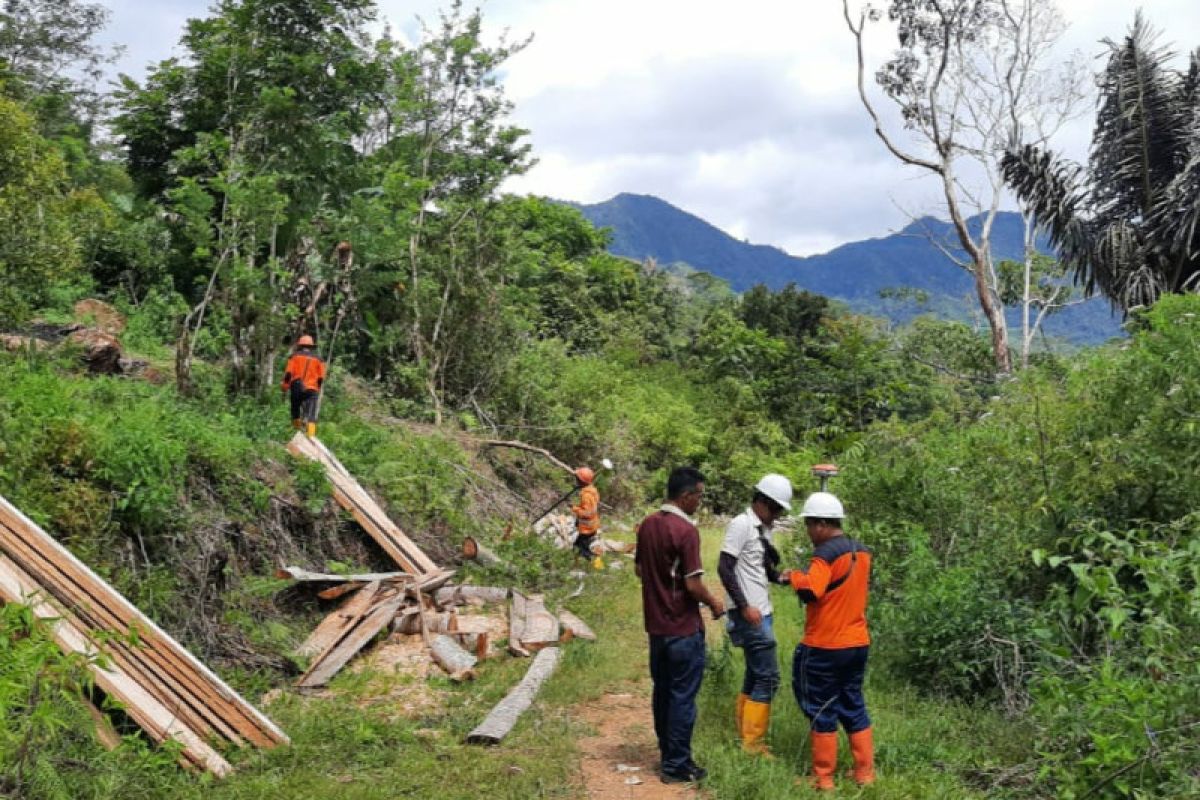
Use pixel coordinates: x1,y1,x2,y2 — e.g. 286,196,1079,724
777,569,793,585
742,606,763,627
709,598,726,619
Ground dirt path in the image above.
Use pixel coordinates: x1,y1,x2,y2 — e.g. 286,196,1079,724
575,689,705,800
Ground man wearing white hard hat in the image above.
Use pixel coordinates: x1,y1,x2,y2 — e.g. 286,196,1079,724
718,473,794,756
788,492,875,791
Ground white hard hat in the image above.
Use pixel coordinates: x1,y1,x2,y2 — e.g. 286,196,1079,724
800,492,844,519
754,473,793,511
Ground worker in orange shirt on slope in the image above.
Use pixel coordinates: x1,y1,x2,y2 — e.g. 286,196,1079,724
281,335,327,437
571,466,603,570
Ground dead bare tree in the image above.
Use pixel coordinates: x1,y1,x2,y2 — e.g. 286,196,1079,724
843,0,1086,373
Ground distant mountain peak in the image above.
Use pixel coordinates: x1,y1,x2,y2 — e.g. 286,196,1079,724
567,193,1120,346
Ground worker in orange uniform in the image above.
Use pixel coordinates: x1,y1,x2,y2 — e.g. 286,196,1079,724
789,491,875,791
571,466,603,570
281,335,327,437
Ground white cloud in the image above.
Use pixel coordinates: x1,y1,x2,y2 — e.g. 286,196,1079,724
97,0,1200,256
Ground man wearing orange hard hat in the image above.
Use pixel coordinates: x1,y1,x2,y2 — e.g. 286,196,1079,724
571,466,603,569
281,334,327,437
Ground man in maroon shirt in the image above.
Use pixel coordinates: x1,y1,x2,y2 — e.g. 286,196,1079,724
635,466,725,784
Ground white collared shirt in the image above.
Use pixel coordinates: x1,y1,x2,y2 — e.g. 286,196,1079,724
721,507,774,614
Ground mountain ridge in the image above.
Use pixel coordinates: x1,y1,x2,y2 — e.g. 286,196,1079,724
568,192,1121,344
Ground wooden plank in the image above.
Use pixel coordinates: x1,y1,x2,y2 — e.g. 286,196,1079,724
0,496,288,749
466,647,562,745
0,554,233,777
316,582,365,601
557,609,597,642
287,434,440,576
276,566,412,584
508,591,530,657
0,518,246,746
296,589,406,688
518,594,559,651
294,580,381,659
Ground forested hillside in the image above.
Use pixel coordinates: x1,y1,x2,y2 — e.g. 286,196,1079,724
0,1,1198,799
572,193,1122,344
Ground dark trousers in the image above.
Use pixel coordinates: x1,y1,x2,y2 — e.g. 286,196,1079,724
289,382,319,423
726,610,780,702
649,630,706,774
574,532,596,558
792,644,871,734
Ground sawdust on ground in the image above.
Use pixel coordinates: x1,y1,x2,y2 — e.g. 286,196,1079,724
575,690,705,800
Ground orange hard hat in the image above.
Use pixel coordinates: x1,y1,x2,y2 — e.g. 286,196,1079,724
296,335,315,347
575,467,595,484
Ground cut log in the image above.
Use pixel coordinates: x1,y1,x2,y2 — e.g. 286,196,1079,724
461,536,505,567
430,634,478,681
466,647,562,745
294,581,381,659
434,584,509,607
557,609,597,642
276,566,412,584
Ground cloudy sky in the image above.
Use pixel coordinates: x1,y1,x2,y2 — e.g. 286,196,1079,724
95,0,1200,256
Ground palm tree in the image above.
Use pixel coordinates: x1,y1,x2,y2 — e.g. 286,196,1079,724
1002,14,1200,311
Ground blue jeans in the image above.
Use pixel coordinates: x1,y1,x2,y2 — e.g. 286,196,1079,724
649,630,706,774
726,610,780,702
792,644,871,734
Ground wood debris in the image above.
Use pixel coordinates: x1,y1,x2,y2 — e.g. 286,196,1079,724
557,609,597,642
0,494,287,777
296,582,406,688
508,591,559,655
466,647,562,745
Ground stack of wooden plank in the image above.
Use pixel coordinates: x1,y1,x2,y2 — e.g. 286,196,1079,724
295,579,408,687
286,433,452,588
0,494,288,777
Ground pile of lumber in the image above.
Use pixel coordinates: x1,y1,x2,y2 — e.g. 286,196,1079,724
286,433,454,588
287,577,595,703
0,495,288,777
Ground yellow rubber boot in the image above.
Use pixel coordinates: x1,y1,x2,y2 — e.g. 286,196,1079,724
849,727,876,785
306,422,317,438
735,692,748,737
591,556,605,570
741,700,773,757
810,731,838,790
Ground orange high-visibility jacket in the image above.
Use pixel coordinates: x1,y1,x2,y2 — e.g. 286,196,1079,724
572,485,601,535
790,535,872,649
281,351,326,393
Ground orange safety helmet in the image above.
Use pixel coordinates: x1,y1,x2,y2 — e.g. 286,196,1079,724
575,466,595,484
296,334,315,347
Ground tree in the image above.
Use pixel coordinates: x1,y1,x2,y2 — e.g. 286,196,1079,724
843,0,1085,373
115,0,381,396
0,94,82,325
348,2,532,423
1003,14,1200,311
0,0,115,130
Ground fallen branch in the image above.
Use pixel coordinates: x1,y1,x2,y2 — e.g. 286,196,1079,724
466,647,562,745
479,439,574,475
